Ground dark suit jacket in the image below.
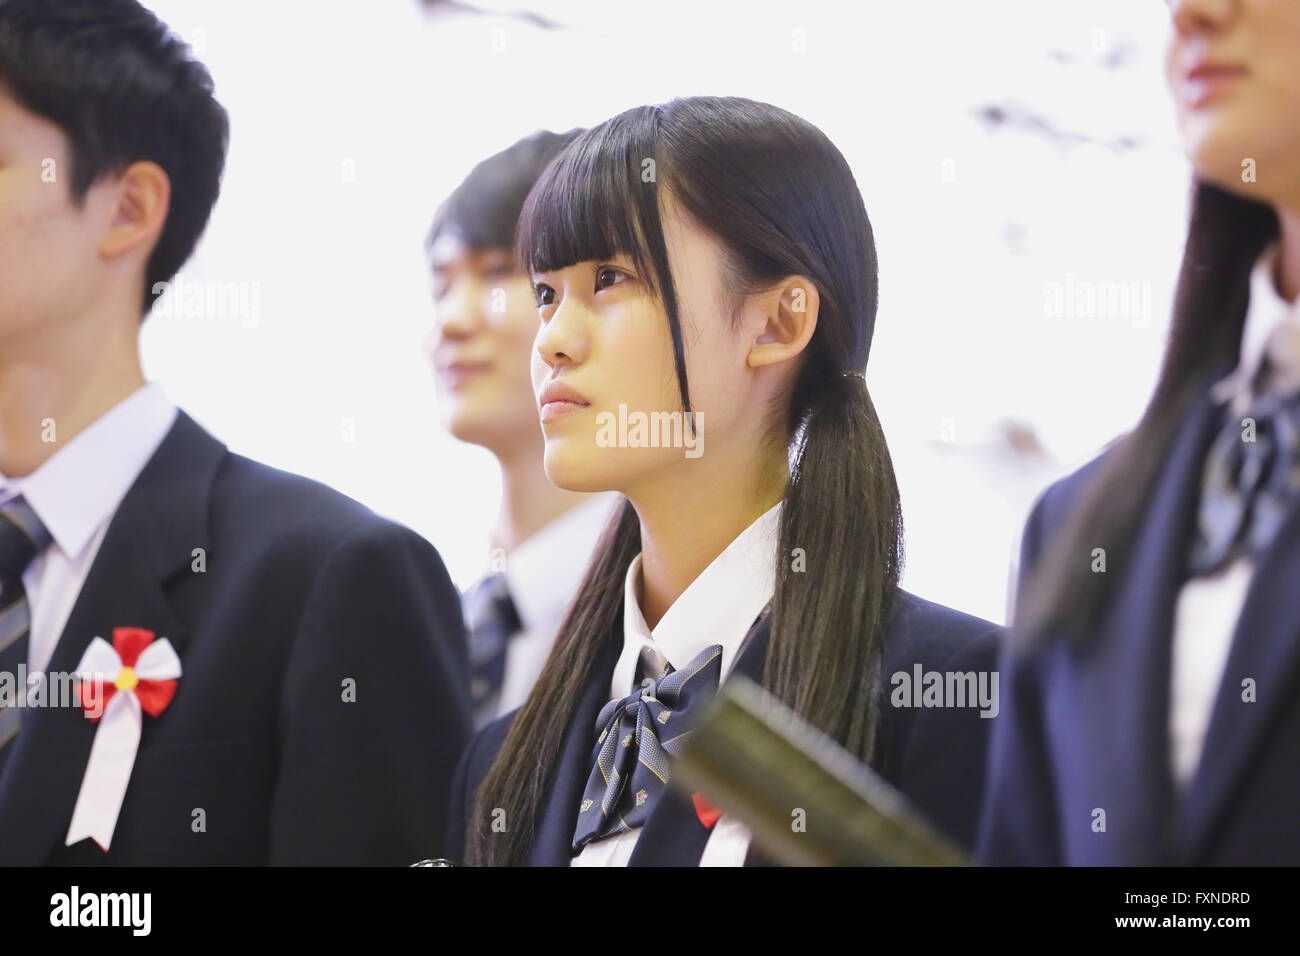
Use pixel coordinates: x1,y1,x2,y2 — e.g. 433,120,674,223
0,410,470,865
978,389,1300,864
446,589,1001,865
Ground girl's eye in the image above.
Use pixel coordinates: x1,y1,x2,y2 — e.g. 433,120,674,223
595,266,628,291
533,282,556,308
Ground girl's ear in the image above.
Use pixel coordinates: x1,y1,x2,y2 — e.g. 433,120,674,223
747,276,819,368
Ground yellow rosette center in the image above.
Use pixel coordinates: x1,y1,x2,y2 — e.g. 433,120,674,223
114,666,139,692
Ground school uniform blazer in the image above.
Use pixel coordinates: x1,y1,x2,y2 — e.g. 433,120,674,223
979,388,1300,865
0,410,471,866
445,589,1002,865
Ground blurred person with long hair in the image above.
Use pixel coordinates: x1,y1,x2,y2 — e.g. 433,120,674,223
981,0,1300,865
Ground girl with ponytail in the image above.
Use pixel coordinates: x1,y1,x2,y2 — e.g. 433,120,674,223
444,95,1001,867
980,0,1300,865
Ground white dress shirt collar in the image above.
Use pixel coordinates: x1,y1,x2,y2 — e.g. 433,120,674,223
610,500,781,700
0,382,178,562
1213,242,1300,409
503,492,621,634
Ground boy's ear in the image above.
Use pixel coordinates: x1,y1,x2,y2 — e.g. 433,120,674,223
747,276,819,368
97,159,170,263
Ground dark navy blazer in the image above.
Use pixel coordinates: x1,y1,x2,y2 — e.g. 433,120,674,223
0,410,471,865
979,389,1300,865
446,589,1002,865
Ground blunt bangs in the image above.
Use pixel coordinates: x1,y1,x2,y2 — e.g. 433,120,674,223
515,106,670,304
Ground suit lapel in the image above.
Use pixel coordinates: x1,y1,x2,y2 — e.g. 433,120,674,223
628,613,771,867
1064,392,1219,864
528,618,623,866
0,411,224,864
1179,499,1300,859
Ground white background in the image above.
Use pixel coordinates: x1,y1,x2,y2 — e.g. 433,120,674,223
139,0,1191,624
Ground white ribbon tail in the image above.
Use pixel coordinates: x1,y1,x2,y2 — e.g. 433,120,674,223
65,690,141,852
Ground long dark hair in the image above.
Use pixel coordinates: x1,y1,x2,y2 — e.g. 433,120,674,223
1015,180,1279,646
464,96,904,865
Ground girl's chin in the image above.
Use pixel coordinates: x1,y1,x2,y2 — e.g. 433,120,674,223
543,448,614,494
1186,125,1267,190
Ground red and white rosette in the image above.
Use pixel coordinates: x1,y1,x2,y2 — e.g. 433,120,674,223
65,626,181,851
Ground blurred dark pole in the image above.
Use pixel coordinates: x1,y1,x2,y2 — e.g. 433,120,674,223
672,676,970,866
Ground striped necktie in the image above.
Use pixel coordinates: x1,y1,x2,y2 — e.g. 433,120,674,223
0,495,52,774
464,572,523,727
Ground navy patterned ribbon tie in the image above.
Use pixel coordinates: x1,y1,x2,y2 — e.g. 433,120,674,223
572,643,723,852
1190,385,1300,577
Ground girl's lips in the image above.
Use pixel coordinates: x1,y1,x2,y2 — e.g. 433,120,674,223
539,399,589,423
537,378,591,422
1182,64,1248,109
